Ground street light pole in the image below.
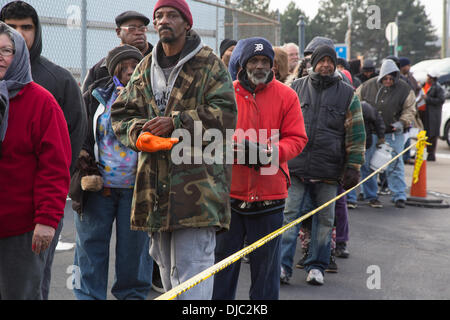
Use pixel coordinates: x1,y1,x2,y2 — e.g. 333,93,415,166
298,15,305,58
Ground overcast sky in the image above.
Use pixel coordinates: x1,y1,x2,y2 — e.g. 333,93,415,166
269,0,444,37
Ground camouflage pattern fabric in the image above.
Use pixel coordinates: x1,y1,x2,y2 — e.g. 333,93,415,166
111,41,237,233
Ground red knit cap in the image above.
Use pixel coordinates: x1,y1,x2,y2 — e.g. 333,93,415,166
153,0,193,27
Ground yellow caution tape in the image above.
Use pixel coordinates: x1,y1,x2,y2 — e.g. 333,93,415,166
155,135,428,300
413,130,431,184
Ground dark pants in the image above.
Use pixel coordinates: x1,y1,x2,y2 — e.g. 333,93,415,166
335,186,349,244
0,231,48,300
41,217,64,300
213,208,284,300
427,136,439,159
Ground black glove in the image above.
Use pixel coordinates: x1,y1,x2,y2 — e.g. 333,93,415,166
235,139,272,171
342,168,360,191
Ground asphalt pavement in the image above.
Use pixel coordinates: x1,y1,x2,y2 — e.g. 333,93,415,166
49,140,450,300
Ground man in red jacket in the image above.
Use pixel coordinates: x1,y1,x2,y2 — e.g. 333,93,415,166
213,38,308,300
0,23,71,300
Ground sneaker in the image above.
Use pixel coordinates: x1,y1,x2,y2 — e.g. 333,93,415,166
378,187,391,196
152,263,165,294
280,267,290,285
347,202,357,209
295,250,308,269
368,199,383,208
306,269,324,285
325,253,338,273
335,242,350,259
395,199,406,208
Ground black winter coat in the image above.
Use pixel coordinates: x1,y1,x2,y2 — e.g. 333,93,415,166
424,82,445,137
27,11,87,175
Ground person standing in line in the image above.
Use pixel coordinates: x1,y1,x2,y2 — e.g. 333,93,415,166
346,101,386,210
212,38,308,300
280,45,365,286
71,45,153,300
273,47,291,84
356,59,416,208
111,0,237,300
421,70,445,162
220,38,237,68
0,22,71,300
0,1,87,300
283,42,300,74
82,10,154,94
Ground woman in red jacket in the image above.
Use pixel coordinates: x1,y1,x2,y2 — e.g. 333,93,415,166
0,23,71,300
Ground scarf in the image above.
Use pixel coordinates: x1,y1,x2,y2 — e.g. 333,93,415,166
0,23,33,145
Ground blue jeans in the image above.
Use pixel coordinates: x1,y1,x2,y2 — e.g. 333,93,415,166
213,208,284,300
280,177,337,277
360,135,379,201
384,133,407,202
73,189,152,300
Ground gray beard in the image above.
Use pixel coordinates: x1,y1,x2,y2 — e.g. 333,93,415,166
247,69,270,86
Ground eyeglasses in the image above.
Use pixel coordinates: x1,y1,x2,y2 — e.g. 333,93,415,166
382,76,395,82
120,25,148,33
0,47,15,57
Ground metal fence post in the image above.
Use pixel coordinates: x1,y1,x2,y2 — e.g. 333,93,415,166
232,8,238,41
80,0,87,84
298,15,305,58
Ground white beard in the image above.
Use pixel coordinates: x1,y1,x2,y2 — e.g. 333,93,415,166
247,69,271,86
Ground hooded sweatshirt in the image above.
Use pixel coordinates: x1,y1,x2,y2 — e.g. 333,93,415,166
0,3,87,175
303,36,352,86
356,60,416,133
0,25,71,238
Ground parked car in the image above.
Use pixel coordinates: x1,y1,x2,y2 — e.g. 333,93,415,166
440,100,450,148
411,59,441,84
412,58,450,100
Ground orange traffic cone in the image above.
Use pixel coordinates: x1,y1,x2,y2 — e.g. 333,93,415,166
410,159,427,198
407,159,449,208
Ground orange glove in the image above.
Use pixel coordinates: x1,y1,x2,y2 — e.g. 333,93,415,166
136,132,179,153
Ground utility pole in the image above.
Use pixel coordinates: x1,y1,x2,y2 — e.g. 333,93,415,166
394,12,402,57
345,5,352,60
81,0,87,83
443,0,448,58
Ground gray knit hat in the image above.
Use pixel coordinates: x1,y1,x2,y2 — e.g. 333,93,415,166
106,44,143,76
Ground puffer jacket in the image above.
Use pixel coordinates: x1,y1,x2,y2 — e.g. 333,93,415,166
230,71,308,202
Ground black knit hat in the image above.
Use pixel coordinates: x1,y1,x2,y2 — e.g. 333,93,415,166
106,45,143,76
311,45,337,71
115,11,150,27
220,39,237,58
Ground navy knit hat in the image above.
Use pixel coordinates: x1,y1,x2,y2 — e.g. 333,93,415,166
399,57,411,68
239,37,274,69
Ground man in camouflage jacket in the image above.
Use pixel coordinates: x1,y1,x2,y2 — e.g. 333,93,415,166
110,0,236,299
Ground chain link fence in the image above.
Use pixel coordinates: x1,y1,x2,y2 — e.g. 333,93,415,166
0,0,280,83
